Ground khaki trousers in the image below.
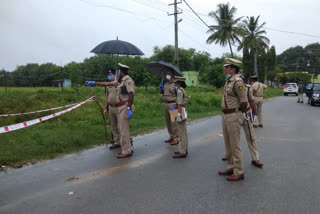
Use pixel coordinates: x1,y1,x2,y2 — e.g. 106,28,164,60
176,120,188,154
118,105,132,154
242,119,259,161
254,97,263,125
222,111,244,175
109,106,120,145
298,93,304,102
164,103,177,139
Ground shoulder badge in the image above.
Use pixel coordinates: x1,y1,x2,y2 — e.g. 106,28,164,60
128,82,131,86
239,86,243,90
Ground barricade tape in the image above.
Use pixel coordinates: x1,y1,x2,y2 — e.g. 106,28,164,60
0,100,93,117
0,96,95,134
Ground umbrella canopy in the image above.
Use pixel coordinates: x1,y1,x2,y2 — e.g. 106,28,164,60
147,61,182,79
91,40,144,56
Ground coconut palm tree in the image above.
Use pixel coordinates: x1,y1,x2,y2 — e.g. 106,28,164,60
238,16,270,76
206,3,244,57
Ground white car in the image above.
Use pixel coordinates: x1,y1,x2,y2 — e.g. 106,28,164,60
283,83,298,96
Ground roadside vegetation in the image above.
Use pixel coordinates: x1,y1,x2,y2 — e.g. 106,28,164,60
0,86,282,165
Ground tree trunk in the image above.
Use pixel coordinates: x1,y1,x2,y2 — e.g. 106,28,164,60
254,49,258,76
228,40,233,57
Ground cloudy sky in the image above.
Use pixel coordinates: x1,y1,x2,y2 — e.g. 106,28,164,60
1,0,319,71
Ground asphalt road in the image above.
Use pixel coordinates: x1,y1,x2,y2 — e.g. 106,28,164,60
1,95,320,214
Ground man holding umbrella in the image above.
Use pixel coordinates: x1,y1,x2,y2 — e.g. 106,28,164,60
160,70,178,145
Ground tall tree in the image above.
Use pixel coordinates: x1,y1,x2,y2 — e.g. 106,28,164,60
266,46,276,82
206,3,243,57
257,49,266,82
242,47,251,80
238,16,270,76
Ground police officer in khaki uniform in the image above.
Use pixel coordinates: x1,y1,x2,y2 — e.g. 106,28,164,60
218,58,249,181
243,81,263,167
160,70,178,145
251,76,267,128
104,69,121,150
172,76,188,158
116,63,134,158
222,75,264,168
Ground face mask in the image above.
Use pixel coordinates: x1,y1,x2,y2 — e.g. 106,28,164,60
166,75,171,80
174,86,178,91
107,76,114,81
225,74,231,80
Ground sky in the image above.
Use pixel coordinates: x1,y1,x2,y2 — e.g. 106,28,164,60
1,0,320,71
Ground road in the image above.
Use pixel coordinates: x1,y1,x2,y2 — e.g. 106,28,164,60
1,95,320,214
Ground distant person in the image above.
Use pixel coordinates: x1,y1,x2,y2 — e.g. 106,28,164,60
251,75,268,128
172,76,189,158
297,82,305,103
160,70,178,145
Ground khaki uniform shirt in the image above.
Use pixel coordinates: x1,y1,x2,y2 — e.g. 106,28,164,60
106,81,120,105
118,75,135,102
163,81,176,102
252,82,267,97
221,75,247,109
176,88,187,106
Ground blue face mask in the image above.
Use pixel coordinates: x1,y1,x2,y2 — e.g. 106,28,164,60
225,74,231,80
107,76,114,81
174,86,178,91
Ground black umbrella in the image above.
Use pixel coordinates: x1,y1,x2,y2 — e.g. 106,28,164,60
147,61,182,78
91,40,144,56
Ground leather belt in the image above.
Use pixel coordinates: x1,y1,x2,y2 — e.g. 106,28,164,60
110,101,126,108
222,108,241,114
164,100,175,104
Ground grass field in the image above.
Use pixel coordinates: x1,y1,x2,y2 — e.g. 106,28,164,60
0,86,282,165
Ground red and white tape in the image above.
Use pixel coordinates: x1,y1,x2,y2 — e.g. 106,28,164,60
0,96,95,134
0,100,93,117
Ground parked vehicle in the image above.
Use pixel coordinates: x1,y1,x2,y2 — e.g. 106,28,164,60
283,83,298,96
306,82,320,104
310,83,320,106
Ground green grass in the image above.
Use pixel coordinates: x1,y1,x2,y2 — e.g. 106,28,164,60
0,86,282,164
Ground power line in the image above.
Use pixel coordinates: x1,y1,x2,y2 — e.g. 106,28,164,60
265,27,320,39
132,0,168,13
182,0,210,28
181,1,320,39
178,28,212,53
181,11,208,32
78,0,135,14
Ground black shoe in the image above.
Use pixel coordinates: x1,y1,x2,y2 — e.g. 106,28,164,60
172,152,187,158
251,160,263,168
174,151,188,154
109,144,121,150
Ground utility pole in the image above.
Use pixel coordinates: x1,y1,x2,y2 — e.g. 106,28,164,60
169,0,182,68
